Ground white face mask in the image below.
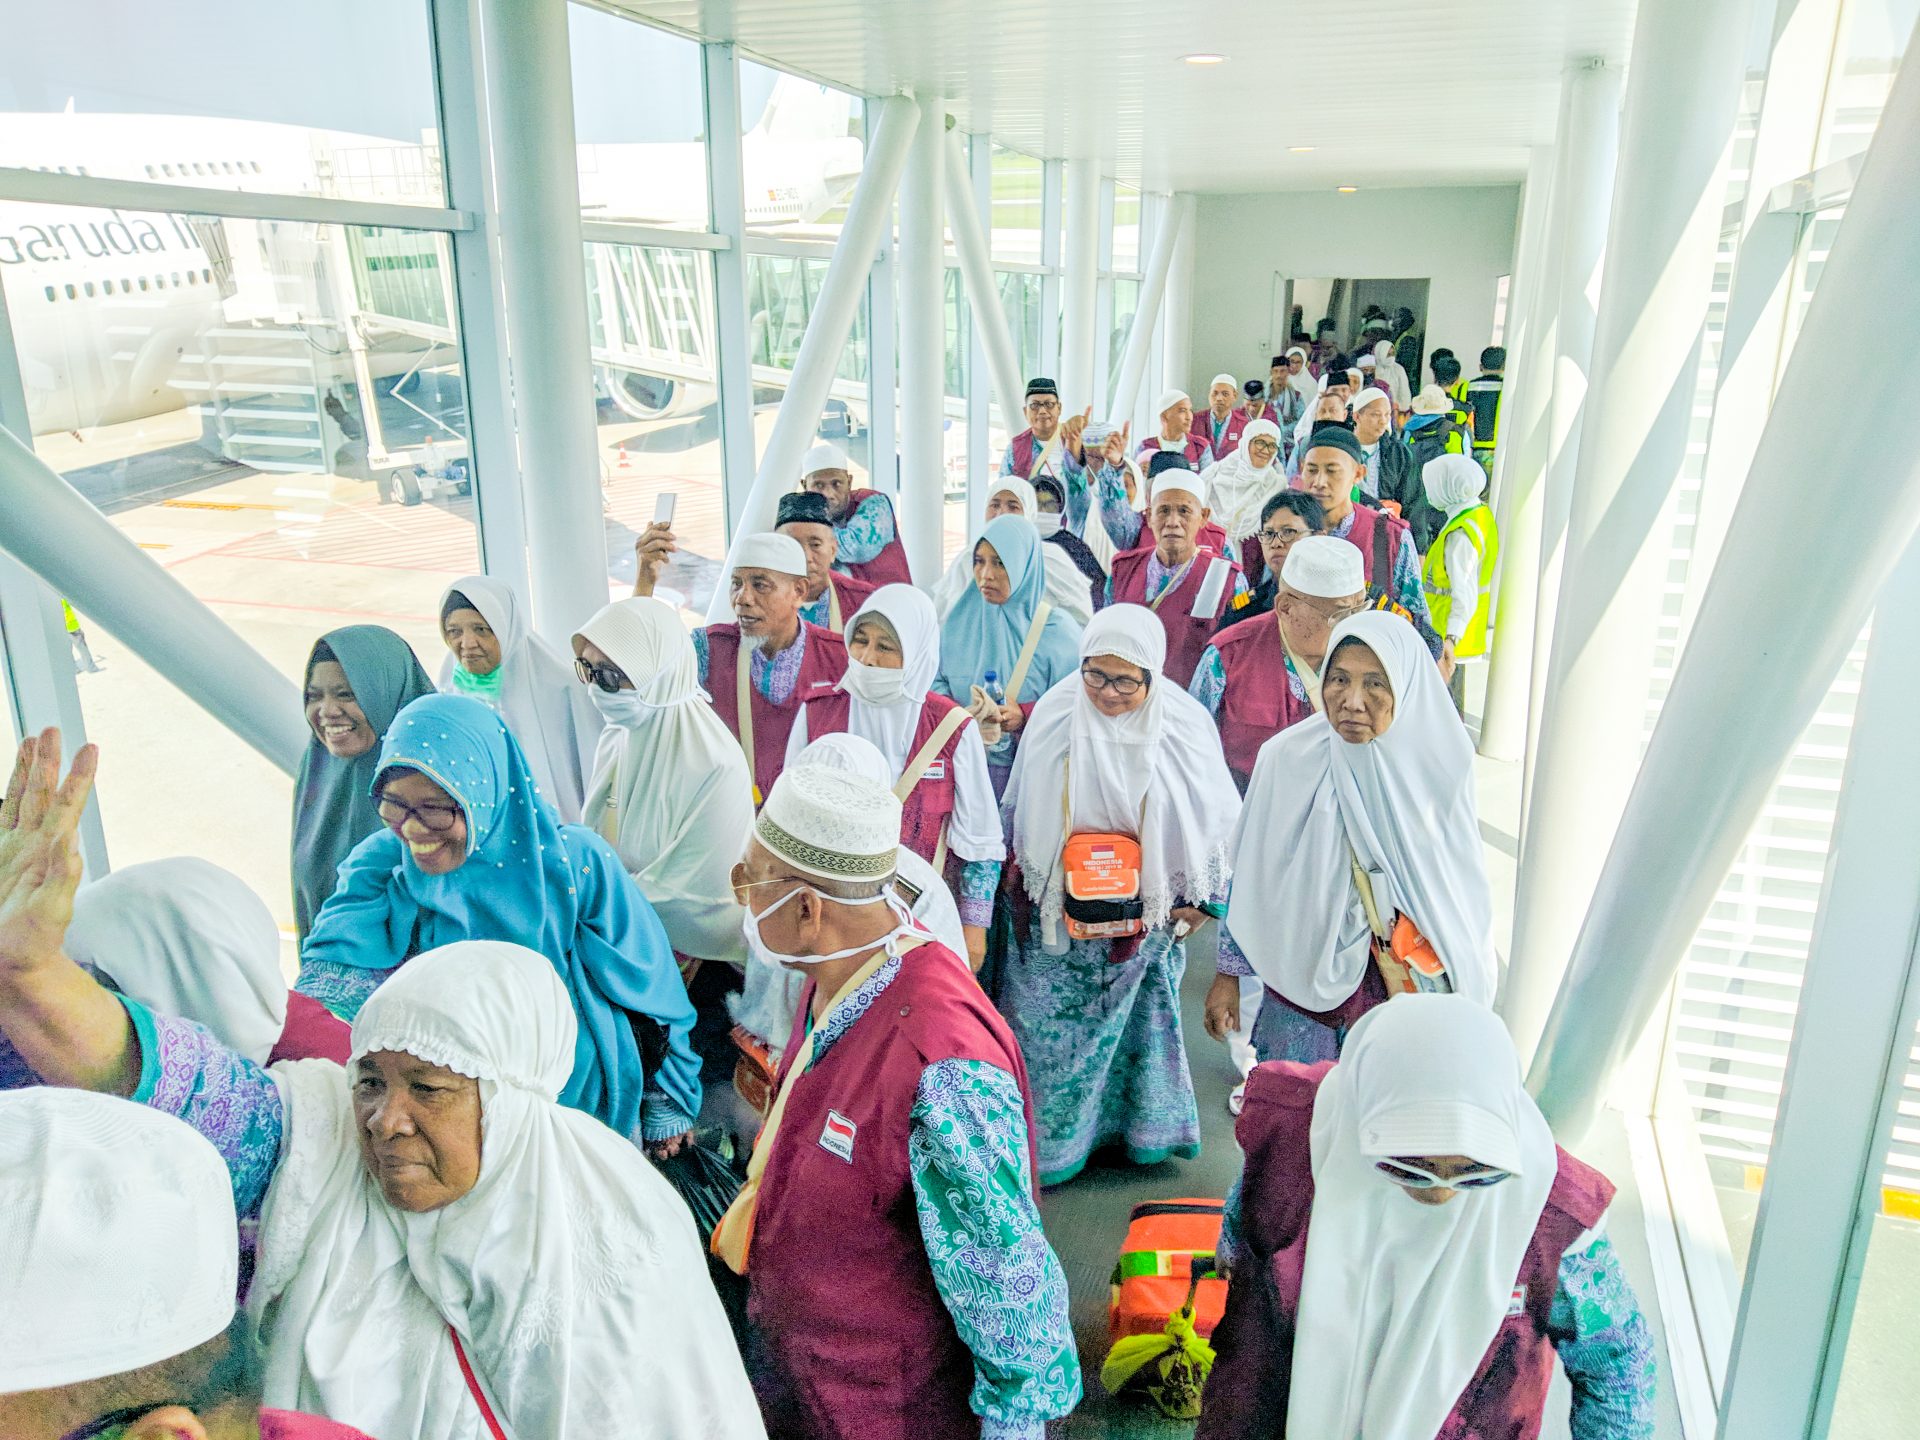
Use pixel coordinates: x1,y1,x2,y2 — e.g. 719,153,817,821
838,658,910,707
740,884,915,967
1034,512,1064,539
586,685,649,725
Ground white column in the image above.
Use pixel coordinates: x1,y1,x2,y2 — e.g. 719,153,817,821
1060,158,1101,407
1039,159,1063,378
1528,35,1920,1138
1481,62,1622,765
479,0,606,638
1680,0,1844,647
1161,197,1195,396
701,43,760,537
1502,0,1754,1066
1108,193,1191,422
944,129,1026,438
964,134,993,532
1715,539,1920,1437
897,93,947,584
705,96,919,619
1485,145,1554,522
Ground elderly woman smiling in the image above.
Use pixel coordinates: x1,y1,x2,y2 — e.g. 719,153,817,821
0,738,763,1440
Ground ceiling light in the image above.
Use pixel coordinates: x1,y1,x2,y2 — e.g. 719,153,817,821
1337,186,1359,193
1181,53,1226,65
1288,146,1315,153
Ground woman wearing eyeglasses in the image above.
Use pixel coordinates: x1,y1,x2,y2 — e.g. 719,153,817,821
997,606,1241,1186
296,692,701,1158
570,596,755,971
435,575,602,823
1199,995,1657,1439
1210,610,1496,1071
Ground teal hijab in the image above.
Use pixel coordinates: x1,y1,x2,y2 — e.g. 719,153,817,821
291,626,435,937
936,514,1083,706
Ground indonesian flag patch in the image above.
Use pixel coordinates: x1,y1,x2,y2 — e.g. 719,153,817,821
818,1110,857,1162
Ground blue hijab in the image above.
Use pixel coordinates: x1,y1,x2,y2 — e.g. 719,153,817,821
936,514,1083,705
301,693,698,1138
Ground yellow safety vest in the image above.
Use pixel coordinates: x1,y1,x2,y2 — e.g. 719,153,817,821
1422,504,1499,658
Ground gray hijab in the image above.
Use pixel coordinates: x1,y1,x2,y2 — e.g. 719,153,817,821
291,625,436,937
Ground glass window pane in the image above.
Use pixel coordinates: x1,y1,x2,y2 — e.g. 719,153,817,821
990,144,1045,265
0,205,479,926
745,250,871,480
1817,0,1920,167
585,241,725,613
0,1,444,206
569,6,709,230
737,62,864,241
1113,182,1142,275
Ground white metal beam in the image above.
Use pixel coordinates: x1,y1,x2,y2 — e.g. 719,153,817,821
897,94,947,584
0,165,468,232
1060,158,1101,407
965,133,993,532
1504,0,1754,1067
705,95,920,620
1528,30,1920,1138
579,220,731,251
701,42,760,537
1108,193,1191,423
944,129,1027,459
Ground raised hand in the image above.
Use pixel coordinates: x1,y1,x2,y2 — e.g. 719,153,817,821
0,729,96,976
1061,404,1092,460
632,522,679,598
1103,421,1131,469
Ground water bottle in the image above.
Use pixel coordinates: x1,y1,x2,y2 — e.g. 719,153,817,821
982,670,1006,706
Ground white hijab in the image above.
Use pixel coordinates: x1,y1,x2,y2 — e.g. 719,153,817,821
1424,452,1489,518
932,476,1097,626
66,858,285,1065
1198,418,1286,546
1228,611,1495,1010
1288,994,1559,1440
576,597,754,965
1004,605,1240,942
1284,346,1316,402
250,942,764,1440
437,575,603,823
832,584,945,775
1372,337,1413,409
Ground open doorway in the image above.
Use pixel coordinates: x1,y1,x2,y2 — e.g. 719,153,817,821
1281,277,1432,377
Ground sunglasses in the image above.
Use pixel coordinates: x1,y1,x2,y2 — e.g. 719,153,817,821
1374,1158,1512,1191
573,656,629,694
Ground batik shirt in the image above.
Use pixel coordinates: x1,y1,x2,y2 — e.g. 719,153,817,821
1187,645,1308,717
803,953,1082,1440
831,492,900,572
1093,467,1251,608
692,624,808,705
1000,437,1093,534
1330,506,1433,628
1217,1181,1658,1440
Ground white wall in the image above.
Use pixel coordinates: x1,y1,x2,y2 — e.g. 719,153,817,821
1186,184,1521,391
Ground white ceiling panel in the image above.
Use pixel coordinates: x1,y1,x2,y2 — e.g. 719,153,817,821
606,0,1638,191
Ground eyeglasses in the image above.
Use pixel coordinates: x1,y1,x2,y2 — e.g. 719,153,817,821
728,860,806,904
1258,524,1311,547
376,792,463,833
1026,398,1061,414
1081,664,1149,697
1374,1158,1512,1191
573,656,630,694
62,1401,192,1440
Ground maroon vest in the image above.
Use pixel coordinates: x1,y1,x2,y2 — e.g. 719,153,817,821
802,691,970,864
259,1411,377,1440
826,569,877,626
1139,434,1212,468
1110,543,1242,688
748,943,1039,1440
704,622,848,802
1211,613,1316,785
838,488,914,588
1341,502,1413,595
269,990,350,1065
1190,408,1249,461
1009,428,1071,478
1198,1063,1615,1440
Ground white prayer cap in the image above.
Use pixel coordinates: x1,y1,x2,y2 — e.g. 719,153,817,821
0,1089,237,1392
1355,353,1377,370
1350,386,1390,414
732,532,808,578
792,731,892,789
756,763,902,882
1209,372,1237,390
800,441,850,476
1281,534,1365,598
1149,469,1209,509
1153,388,1190,416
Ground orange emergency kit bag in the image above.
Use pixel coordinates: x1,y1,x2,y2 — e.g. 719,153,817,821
1062,832,1146,941
1103,1198,1229,1420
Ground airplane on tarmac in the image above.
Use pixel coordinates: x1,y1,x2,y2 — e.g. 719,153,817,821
0,74,863,444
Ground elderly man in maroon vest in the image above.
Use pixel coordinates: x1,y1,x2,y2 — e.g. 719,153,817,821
800,441,914,587
1197,997,1656,1439
634,531,846,806
1295,423,1437,641
712,764,1080,1440
777,490,875,634
1189,534,1367,792
1099,457,1245,687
